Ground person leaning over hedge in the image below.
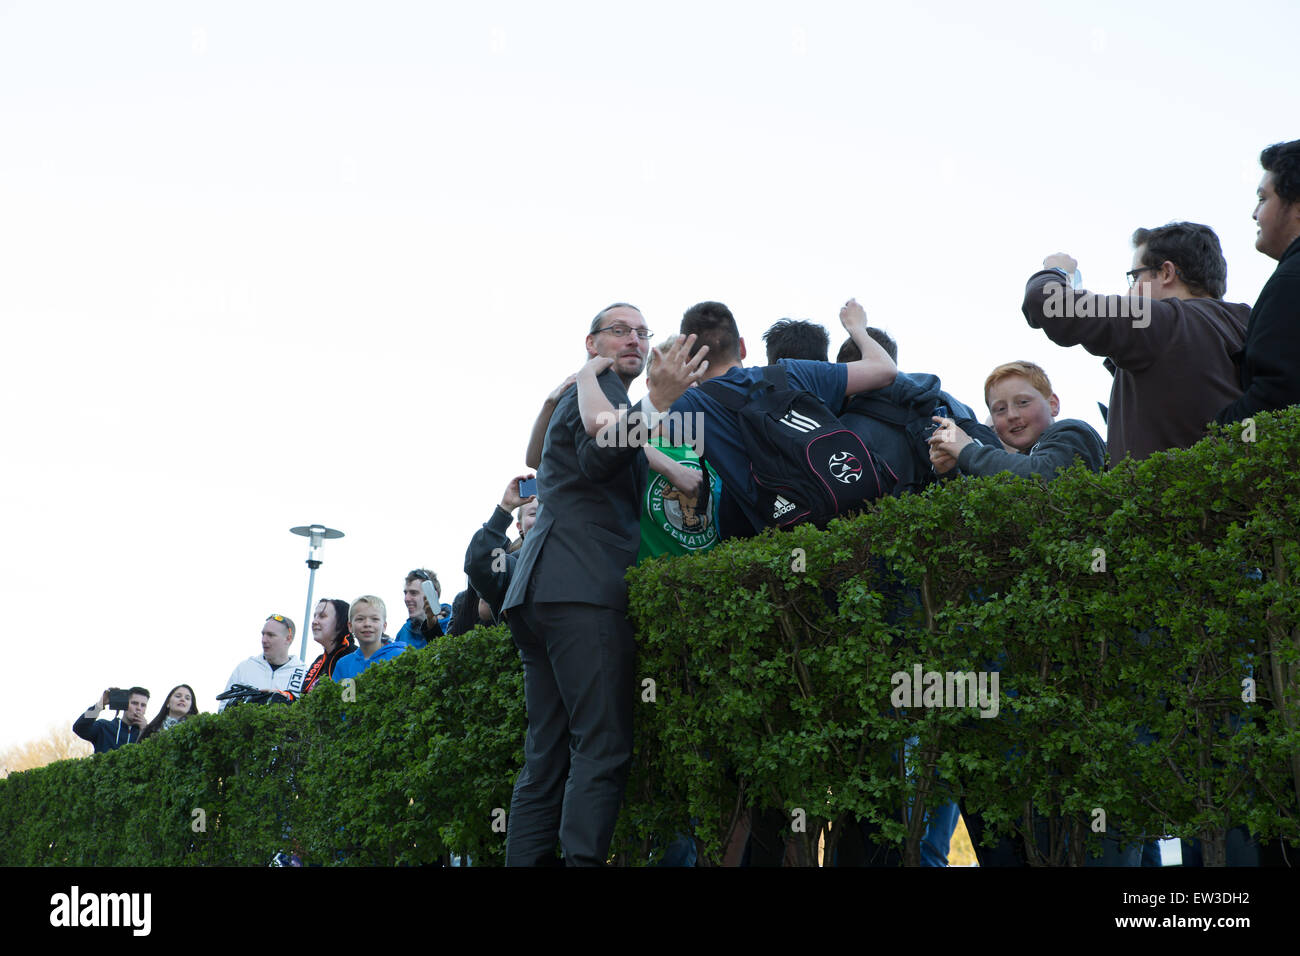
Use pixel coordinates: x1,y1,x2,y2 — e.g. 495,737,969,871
139,684,199,741
331,595,406,682
927,360,1105,478
928,361,1125,865
73,687,149,753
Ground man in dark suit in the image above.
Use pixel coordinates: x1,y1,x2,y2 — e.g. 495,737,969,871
501,303,706,866
1217,139,1300,426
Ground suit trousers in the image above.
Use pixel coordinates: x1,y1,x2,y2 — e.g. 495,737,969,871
505,599,636,866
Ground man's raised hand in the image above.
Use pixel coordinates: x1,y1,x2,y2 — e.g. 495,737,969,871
1043,253,1078,274
647,333,709,412
502,472,535,511
840,298,868,333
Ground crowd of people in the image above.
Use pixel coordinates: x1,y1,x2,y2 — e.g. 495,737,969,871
74,571,479,748
73,138,1300,866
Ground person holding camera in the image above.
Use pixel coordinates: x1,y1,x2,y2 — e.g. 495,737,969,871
395,569,445,650
464,472,539,623
73,687,150,753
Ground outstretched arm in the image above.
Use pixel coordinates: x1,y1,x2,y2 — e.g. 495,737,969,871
73,690,111,741
576,335,710,441
839,299,898,395
930,417,1105,479
1024,252,1177,372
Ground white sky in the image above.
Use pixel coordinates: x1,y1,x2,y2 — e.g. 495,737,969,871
2,0,1296,755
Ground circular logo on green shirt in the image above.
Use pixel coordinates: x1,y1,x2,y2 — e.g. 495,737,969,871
645,462,718,552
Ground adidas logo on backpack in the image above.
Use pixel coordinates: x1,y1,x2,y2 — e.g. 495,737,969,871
778,409,820,433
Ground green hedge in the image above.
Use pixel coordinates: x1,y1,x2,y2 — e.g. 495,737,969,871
4,411,1299,866
1,626,525,866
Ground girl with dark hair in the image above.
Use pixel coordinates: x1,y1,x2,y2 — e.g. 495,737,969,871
303,597,354,692
140,684,199,740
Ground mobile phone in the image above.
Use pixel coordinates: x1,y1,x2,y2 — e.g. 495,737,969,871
420,579,440,610
518,477,537,499
924,405,951,440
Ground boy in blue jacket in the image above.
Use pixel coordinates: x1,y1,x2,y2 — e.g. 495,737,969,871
333,596,406,682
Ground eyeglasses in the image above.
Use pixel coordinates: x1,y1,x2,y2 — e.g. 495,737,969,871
1125,266,1158,288
593,324,654,341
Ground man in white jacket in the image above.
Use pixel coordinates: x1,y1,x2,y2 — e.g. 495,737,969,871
218,614,307,711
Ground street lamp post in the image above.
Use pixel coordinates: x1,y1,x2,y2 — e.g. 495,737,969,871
289,524,345,662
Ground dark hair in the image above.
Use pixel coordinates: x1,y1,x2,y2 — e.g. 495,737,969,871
128,686,150,700
405,569,442,596
681,301,741,363
836,327,898,364
448,586,483,636
763,319,829,363
1261,140,1300,204
1131,222,1227,299
140,684,198,741
589,302,642,334
316,598,352,650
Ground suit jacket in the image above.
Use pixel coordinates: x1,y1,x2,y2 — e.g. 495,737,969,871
503,369,647,613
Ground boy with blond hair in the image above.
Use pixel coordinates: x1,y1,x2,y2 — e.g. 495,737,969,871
928,360,1105,479
332,595,407,682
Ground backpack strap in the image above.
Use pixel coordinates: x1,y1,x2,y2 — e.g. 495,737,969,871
696,378,746,411
697,365,787,411
845,392,914,426
694,367,788,520
761,364,789,390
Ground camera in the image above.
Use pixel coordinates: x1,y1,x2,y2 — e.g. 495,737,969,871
106,688,132,711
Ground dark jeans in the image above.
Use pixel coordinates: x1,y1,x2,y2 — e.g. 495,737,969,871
963,810,1141,866
505,600,636,867
834,802,960,866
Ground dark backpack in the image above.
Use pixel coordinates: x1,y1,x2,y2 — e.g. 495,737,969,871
697,365,894,529
840,373,1000,496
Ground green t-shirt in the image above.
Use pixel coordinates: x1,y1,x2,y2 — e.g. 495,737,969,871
637,440,722,562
